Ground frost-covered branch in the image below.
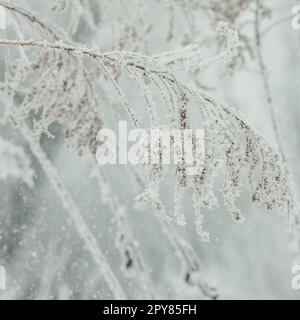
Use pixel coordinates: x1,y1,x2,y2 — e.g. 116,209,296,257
0,33,293,225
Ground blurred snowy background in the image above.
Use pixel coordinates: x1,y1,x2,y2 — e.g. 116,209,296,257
0,0,300,300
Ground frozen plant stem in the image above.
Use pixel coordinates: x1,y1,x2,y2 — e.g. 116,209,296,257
18,121,126,299
254,1,285,161
255,0,300,253
0,1,65,41
0,39,140,126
